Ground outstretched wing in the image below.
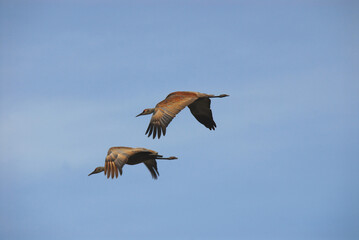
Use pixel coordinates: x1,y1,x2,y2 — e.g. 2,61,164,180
104,147,133,179
143,160,160,179
146,92,199,139
188,97,216,130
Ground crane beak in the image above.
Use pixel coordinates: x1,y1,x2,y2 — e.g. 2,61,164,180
88,170,96,176
136,113,143,117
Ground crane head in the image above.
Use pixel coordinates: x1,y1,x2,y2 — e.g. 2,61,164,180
88,167,105,176
136,108,155,117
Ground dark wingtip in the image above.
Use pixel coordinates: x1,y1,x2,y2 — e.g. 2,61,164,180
207,122,216,130
147,124,154,138
152,126,157,139
153,172,159,180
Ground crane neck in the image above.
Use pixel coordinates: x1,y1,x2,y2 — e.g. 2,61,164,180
147,108,155,114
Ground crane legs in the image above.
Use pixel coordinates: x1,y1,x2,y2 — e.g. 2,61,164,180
156,156,178,160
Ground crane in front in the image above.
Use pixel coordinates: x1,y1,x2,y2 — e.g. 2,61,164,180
88,146,177,179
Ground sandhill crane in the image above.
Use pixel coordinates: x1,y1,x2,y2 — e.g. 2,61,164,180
136,91,229,139
88,146,177,179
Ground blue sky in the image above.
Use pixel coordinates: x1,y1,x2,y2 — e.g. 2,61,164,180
0,1,358,239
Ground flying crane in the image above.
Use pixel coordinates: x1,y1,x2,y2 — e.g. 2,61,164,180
136,91,229,139
88,146,177,179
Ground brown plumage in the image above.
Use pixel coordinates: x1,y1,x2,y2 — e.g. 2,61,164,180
88,147,177,179
136,91,229,139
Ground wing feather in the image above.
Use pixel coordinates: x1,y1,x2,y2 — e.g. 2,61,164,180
143,160,159,179
188,98,217,130
105,148,132,178
147,92,199,138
